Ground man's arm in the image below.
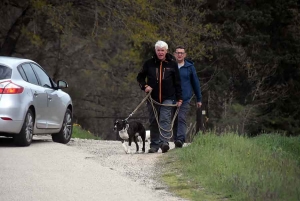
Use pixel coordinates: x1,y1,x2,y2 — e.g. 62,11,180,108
190,65,202,103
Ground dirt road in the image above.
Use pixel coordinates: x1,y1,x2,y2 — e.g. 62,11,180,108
0,136,187,201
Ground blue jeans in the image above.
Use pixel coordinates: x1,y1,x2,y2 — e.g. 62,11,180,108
173,101,190,143
147,99,174,149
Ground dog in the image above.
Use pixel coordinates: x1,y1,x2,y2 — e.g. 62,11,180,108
114,119,149,154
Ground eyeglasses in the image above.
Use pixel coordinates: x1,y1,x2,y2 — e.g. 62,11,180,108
175,52,185,55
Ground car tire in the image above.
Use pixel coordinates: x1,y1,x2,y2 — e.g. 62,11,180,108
52,108,73,144
14,109,34,146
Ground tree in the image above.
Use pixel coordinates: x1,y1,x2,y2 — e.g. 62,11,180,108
200,0,300,135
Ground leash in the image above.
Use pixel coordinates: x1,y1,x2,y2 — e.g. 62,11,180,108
124,91,152,121
147,96,179,139
125,90,179,139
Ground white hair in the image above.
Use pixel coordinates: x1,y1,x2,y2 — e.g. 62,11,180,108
155,40,168,50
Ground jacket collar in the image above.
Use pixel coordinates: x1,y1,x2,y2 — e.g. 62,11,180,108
182,59,193,67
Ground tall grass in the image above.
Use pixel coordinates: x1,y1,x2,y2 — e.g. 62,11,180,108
72,124,101,140
161,133,300,201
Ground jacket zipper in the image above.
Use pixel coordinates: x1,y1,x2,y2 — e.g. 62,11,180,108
159,61,162,103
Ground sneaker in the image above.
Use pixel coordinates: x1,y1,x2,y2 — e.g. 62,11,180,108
175,140,183,148
161,143,170,153
148,147,159,153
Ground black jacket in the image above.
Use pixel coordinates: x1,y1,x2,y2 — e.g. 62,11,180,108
137,53,182,103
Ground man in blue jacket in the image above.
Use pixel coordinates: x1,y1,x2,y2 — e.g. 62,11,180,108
173,46,202,148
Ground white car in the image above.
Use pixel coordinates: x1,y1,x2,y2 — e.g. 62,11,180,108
0,56,73,146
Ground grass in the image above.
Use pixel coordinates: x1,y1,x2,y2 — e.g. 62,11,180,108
160,133,300,201
72,124,101,140
70,124,300,200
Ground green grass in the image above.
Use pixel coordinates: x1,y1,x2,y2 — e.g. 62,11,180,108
72,124,101,140
160,133,300,201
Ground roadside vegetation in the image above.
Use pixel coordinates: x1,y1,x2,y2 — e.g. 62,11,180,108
70,125,300,200
72,124,101,140
161,133,300,201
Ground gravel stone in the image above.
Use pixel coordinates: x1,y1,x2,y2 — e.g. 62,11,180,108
68,138,188,201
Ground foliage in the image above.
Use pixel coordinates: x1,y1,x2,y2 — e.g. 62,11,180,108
1,0,300,137
72,124,101,140
161,133,300,201
200,0,300,135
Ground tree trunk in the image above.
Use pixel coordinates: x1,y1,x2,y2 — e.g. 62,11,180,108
0,6,32,56
196,107,202,133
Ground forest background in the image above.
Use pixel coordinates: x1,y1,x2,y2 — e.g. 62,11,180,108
1,0,299,140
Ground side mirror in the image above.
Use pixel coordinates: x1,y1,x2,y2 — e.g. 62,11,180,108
57,80,68,89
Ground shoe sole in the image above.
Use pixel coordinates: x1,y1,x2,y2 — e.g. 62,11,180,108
175,141,183,148
161,144,170,153
148,148,158,153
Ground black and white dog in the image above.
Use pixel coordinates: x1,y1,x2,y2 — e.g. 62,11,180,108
113,119,149,154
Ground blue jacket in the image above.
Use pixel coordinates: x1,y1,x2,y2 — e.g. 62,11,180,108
179,59,202,103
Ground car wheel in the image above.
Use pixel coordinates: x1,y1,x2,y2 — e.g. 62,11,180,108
52,108,73,144
14,109,34,146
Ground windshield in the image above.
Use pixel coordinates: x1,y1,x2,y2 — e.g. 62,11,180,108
0,65,12,80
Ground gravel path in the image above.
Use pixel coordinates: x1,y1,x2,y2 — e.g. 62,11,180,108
68,138,188,201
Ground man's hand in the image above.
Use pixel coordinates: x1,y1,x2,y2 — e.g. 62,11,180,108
177,101,182,107
197,102,202,108
145,86,152,93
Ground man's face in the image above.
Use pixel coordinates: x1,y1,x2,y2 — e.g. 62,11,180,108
155,47,167,60
174,48,186,63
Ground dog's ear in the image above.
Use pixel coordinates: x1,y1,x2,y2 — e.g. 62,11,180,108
113,120,119,130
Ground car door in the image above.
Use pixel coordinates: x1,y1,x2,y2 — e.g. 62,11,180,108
30,63,64,129
20,63,48,129
45,88,65,129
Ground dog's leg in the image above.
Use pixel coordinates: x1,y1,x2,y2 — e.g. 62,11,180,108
134,136,139,153
127,138,132,154
121,140,129,154
137,136,143,152
142,140,145,153
140,132,146,153
146,130,151,149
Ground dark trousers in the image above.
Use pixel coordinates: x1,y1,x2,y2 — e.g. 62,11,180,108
147,99,174,149
173,101,190,143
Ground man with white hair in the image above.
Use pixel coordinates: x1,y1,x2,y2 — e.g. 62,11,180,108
137,40,182,153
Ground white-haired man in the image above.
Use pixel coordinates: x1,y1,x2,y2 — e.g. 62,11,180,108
137,40,182,153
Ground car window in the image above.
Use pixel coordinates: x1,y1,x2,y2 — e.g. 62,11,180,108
18,66,28,81
21,63,39,85
0,65,12,79
30,63,52,88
